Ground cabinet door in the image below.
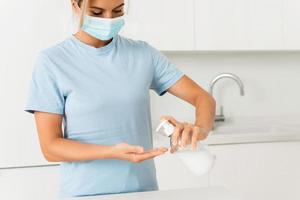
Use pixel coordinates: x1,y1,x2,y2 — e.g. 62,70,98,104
283,0,300,49
208,142,300,200
120,0,194,51
195,0,283,50
0,166,59,200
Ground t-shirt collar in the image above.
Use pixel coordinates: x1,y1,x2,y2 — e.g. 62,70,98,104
70,34,118,55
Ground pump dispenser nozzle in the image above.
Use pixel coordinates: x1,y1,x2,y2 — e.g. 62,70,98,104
155,119,181,150
155,119,174,137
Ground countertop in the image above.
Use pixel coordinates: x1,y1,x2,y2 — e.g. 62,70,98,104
61,187,239,200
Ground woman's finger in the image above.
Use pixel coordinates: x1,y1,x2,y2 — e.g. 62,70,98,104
132,148,168,162
161,116,183,151
191,126,199,150
171,123,183,146
139,147,168,154
160,115,183,146
181,122,192,147
170,145,178,153
160,115,179,127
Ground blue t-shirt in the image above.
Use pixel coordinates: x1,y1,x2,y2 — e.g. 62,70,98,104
24,33,185,198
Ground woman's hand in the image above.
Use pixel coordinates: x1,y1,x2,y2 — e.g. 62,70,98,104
111,143,168,163
160,115,209,153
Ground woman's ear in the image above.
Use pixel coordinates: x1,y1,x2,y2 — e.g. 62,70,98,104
71,0,82,16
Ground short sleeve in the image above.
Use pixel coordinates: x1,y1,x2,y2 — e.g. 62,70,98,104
24,52,65,115
146,42,185,96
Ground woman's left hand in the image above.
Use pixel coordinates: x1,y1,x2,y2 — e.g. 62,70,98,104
160,115,209,153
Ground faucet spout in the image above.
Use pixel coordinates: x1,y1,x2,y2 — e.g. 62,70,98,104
209,73,245,96
209,73,245,124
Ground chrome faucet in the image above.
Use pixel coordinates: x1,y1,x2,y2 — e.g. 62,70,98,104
209,73,245,122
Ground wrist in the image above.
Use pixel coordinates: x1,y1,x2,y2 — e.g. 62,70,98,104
98,144,116,159
193,125,210,140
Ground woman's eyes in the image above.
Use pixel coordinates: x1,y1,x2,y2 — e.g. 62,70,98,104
91,10,123,16
114,10,123,13
92,11,102,15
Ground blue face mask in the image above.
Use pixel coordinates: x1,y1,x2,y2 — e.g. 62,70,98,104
81,15,125,41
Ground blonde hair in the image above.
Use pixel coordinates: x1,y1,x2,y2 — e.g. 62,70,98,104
78,0,89,28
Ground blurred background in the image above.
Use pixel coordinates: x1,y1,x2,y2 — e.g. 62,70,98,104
0,0,300,199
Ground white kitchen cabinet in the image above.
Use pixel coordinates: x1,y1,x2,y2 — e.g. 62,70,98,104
208,142,300,200
119,0,194,51
1,142,299,200
120,0,300,51
0,158,208,200
195,0,283,50
0,166,60,200
283,0,300,49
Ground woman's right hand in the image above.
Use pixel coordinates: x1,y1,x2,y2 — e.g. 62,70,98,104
111,143,168,163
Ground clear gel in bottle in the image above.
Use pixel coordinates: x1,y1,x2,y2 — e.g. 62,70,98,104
156,119,216,176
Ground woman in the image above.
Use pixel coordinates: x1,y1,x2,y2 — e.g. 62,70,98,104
24,0,216,198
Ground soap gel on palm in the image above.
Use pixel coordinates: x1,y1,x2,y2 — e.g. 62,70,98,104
155,119,216,176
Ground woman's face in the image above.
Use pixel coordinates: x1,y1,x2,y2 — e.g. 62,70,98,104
73,0,125,18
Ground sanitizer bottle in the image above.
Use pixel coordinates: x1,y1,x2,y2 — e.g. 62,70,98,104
155,119,216,176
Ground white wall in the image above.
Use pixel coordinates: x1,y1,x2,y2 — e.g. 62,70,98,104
150,51,300,124
0,166,60,200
